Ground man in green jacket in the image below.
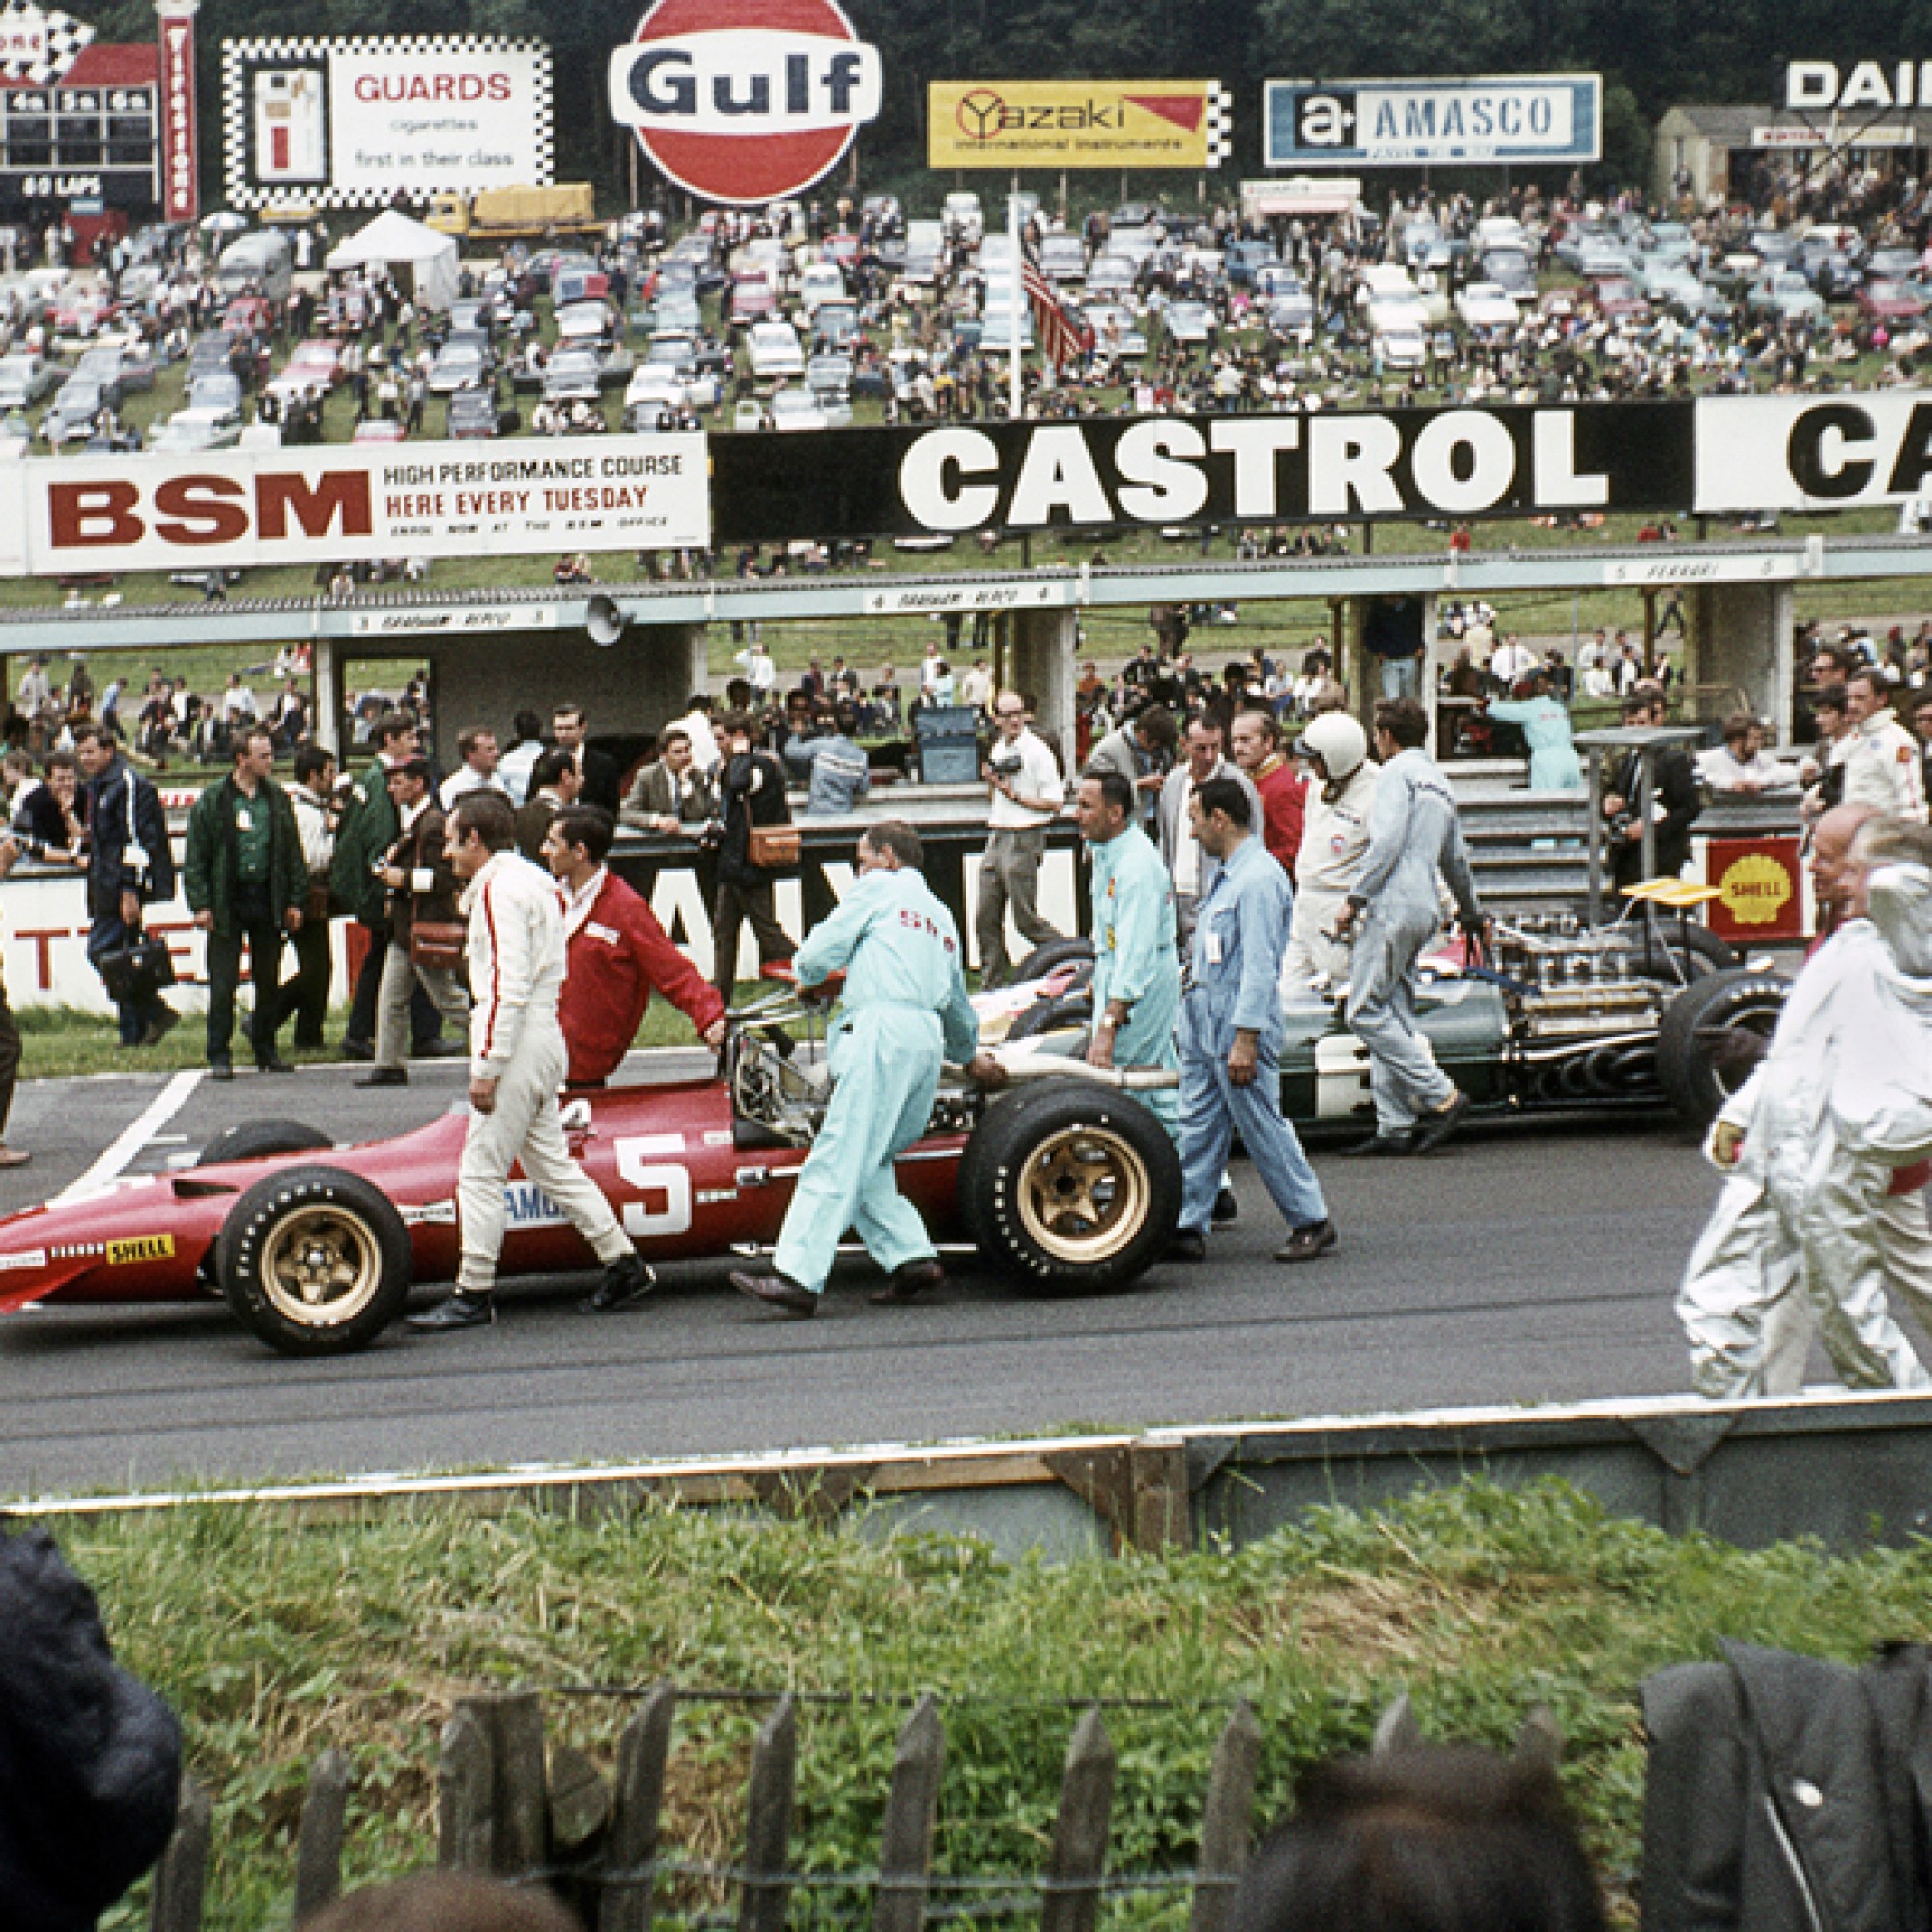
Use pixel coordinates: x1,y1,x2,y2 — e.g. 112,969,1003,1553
185,725,306,1079
330,708,440,1060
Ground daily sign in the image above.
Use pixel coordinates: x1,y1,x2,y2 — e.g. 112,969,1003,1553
709,404,1694,543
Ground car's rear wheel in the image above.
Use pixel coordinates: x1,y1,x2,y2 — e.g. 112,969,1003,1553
195,1119,331,1168
1631,921,1738,990
1656,968,1792,1128
216,1165,412,1356
1011,936,1094,984
962,1083,1179,1294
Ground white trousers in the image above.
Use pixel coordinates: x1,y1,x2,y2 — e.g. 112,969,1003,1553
456,1020,632,1293
1677,1153,1932,1398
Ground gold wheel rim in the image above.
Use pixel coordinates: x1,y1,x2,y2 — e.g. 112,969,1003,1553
1015,1124,1151,1265
258,1206,383,1329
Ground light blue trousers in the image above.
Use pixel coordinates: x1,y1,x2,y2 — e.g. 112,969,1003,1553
773,1004,943,1295
1346,911,1455,1134
1177,1005,1328,1236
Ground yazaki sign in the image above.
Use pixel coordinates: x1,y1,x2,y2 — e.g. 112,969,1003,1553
0,433,710,576
608,0,882,206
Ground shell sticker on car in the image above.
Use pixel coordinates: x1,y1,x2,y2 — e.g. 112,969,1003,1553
106,1234,175,1265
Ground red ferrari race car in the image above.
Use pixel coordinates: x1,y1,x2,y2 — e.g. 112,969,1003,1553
0,979,1182,1357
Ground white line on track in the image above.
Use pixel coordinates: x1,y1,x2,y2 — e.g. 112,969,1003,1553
52,1068,205,1205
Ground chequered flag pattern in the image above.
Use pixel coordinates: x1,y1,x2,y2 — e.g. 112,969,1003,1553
0,9,96,86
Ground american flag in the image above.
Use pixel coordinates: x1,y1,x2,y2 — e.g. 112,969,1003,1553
1020,259,1094,368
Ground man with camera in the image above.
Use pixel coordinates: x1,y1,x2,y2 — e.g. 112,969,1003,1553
976,692,1065,988
74,723,178,1049
184,725,305,1081
358,758,470,1090
710,710,795,1005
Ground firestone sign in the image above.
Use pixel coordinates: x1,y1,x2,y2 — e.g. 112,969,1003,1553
608,0,881,206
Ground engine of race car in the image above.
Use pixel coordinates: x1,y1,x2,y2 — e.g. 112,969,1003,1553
1490,914,1665,1041
726,1027,981,1146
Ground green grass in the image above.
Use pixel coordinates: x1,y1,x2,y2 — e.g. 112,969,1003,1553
52,1478,1932,1931
16,994,715,1082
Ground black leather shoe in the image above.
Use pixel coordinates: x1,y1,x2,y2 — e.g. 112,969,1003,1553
871,1257,944,1305
209,1061,234,1082
583,1254,657,1312
406,1291,496,1333
1276,1219,1338,1264
355,1067,409,1088
1344,1131,1416,1157
1212,1184,1239,1225
1166,1229,1208,1262
1411,1090,1471,1155
728,1269,817,1317
255,1055,296,1075
341,1037,375,1061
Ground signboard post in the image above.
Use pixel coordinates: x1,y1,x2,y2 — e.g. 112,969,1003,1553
155,0,196,222
1264,73,1601,170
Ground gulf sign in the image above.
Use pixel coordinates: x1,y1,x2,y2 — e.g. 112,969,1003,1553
609,0,882,207
0,434,710,577
928,80,1230,170
1264,74,1600,169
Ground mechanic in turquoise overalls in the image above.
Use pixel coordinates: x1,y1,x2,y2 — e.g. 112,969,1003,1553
1484,670,1583,792
729,821,1006,1317
1076,769,1179,1140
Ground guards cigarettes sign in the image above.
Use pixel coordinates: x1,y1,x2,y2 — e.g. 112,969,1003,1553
0,433,709,576
221,35,553,211
927,79,1231,170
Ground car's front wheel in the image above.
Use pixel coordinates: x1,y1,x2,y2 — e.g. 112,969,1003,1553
215,1165,412,1356
960,1083,1180,1294
1656,968,1792,1128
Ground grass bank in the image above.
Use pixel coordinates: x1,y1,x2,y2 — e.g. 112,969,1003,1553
57,1479,1932,1930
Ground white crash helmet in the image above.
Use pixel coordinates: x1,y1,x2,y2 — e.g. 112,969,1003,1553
1298,711,1369,781
1869,862,1932,980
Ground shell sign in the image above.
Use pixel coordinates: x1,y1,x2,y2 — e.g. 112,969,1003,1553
608,0,882,207
1705,837,1803,943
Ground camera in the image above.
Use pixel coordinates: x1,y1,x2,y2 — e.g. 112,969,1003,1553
988,750,1025,780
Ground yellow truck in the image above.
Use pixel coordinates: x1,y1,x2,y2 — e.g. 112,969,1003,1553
426,184,601,241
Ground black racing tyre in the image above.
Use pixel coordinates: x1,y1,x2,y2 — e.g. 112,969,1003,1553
1011,936,1095,984
195,1119,332,1169
215,1164,412,1357
962,1081,1181,1294
1655,968,1792,1129
1007,991,1095,1042
1631,921,1739,989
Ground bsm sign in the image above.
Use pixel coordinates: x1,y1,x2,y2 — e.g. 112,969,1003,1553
608,0,881,206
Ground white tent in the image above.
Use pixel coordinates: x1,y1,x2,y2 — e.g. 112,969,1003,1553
325,209,459,313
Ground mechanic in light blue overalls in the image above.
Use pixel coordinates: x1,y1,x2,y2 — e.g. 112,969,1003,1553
1076,769,1179,1141
730,821,1007,1317
1168,778,1337,1265
1336,697,1489,1157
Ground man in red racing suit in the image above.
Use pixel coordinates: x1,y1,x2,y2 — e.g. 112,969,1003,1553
543,806,726,1085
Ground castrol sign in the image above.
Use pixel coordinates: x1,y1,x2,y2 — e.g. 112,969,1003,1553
609,0,882,206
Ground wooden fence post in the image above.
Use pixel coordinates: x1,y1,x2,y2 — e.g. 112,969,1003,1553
600,1685,678,1932
148,1775,212,1932
439,1702,495,1873
1041,1706,1115,1932
1189,1702,1260,1932
293,1748,352,1921
490,1690,551,1879
873,1694,946,1932
737,1695,797,1932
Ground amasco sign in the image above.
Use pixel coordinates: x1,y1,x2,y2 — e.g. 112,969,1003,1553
608,0,882,207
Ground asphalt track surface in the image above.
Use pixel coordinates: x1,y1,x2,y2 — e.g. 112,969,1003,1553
0,1051,1740,1495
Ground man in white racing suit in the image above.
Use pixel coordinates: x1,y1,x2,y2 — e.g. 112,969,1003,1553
407,791,650,1333
1676,816,1932,1396
1280,712,1379,996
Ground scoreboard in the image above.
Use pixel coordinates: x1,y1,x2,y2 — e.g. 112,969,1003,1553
0,77,156,206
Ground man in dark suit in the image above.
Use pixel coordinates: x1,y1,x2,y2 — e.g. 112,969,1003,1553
1604,682,1701,892
552,703,621,812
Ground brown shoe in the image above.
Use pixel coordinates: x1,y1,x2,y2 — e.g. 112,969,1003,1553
1275,1219,1338,1264
1411,1090,1471,1155
729,1269,817,1318
871,1258,944,1305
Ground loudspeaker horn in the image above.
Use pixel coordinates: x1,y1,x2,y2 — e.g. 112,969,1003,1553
586,593,627,648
